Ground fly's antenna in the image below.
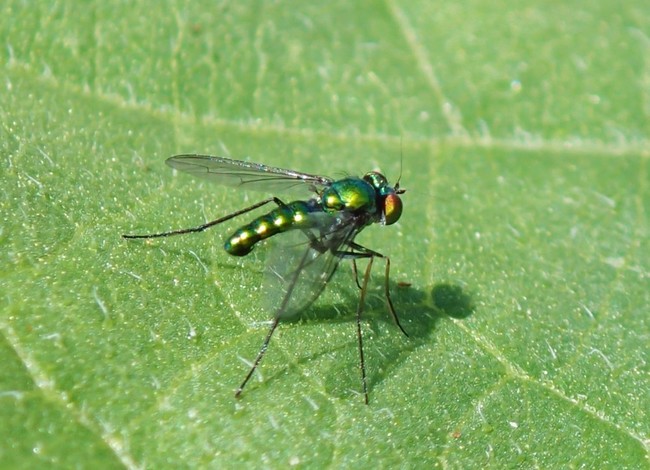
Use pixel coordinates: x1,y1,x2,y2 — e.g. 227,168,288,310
395,136,405,193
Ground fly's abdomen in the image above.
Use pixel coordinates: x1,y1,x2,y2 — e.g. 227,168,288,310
224,200,317,256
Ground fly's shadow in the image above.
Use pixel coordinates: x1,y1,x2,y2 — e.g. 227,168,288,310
272,273,475,401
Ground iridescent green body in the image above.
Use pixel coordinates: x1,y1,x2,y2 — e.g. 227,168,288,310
225,177,381,256
225,200,320,256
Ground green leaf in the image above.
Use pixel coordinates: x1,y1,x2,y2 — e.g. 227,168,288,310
1,0,648,467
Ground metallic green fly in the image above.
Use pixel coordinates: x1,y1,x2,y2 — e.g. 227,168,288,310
123,154,407,404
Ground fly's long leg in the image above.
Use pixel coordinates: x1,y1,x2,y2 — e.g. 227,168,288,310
339,242,408,338
382,256,408,337
235,316,280,398
347,246,407,403
235,241,313,398
351,259,363,290
122,197,286,239
356,255,375,404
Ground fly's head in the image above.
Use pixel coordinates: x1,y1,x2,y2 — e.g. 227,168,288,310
363,171,404,225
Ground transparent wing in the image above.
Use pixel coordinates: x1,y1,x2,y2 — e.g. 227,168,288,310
260,212,363,319
166,154,333,195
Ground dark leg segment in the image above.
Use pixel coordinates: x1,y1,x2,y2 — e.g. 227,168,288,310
382,256,408,337
235,240,313,398
351,259,363,290
122,197,285,239
235,316,280,398
338,242,408,338
356,255,375,404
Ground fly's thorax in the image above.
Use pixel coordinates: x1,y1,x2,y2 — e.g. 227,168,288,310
224,200,320,256
321,178,377,215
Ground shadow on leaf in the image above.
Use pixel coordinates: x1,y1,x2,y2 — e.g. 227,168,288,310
261,279,475,402
431,283,475,319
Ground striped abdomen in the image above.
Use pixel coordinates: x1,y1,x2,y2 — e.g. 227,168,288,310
224,200,322,256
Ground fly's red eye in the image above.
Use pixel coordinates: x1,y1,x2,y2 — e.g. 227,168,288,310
384,193,403,225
